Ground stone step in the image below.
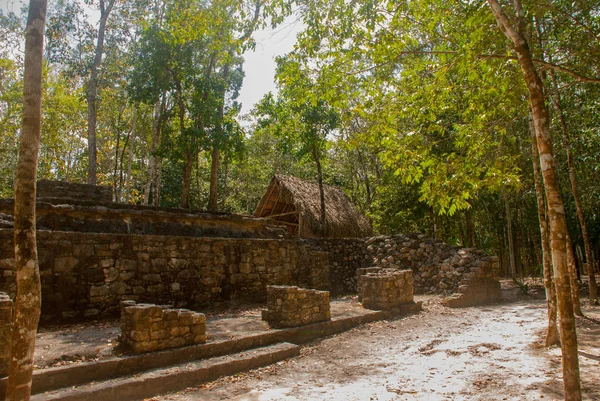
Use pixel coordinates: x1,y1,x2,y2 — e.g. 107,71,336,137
31,342,300,401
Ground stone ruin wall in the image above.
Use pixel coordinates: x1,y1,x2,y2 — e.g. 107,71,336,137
36,179,113,203
0,230,500,320
310,233,501,300
0,230,328,320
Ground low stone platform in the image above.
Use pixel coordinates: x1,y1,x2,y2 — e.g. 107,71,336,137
120,301,206,353
262,286,330,328
441,278,502,308
357,268,414,310
0,297,421,399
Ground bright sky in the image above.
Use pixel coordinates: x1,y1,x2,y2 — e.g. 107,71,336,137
238,17,304,115
0,0,303,118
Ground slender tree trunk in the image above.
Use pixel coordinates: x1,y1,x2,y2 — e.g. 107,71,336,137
548,71,598,304
87,0,116,185
208,57,232,212
144,96,164,206
566,234,584,316
312,147,326,237
112,126,121,201
487,2,581,399
154,158,162,207
531,114,559,346
503,187,516,277
6,2,46,400
125,107,137,203
465,209,475,248
208,147,220,212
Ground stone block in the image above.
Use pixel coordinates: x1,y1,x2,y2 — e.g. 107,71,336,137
262,285,331,328
357,269,414,310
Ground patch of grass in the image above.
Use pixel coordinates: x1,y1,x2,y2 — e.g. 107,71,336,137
513,277,529,295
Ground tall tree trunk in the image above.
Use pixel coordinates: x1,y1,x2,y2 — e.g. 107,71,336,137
487,2,581,399
6,1,46,400
465,209,475,248
566,234,584,316
312,147,326,237
112,125,121,201
531,114,559,347
548,71,598,304
503,187,516,277
87,0,116,185
154,158,162,207
208,57,232,213
144,96,164,206
125,107,137,203
181,149,194,209
208,147,220,212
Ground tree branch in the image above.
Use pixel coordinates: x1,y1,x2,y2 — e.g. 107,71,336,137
487,0,523,47
347,50,600,84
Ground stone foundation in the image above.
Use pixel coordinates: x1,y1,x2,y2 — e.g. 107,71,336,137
357,269,414,310
262,286,330,328
37,179,113,203
0,293,13,377
120,301,206,353
441,278,502,308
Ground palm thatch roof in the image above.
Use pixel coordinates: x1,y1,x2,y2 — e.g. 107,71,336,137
254,175,372,238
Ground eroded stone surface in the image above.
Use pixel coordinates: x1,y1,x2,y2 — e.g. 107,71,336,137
357,269,414,310
120,301,206,353
262,286,330,328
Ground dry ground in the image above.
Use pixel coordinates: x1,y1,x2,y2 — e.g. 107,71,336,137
148,284,600,401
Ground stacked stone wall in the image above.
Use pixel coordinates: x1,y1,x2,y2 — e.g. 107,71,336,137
0,230,329,320
357,269,414,310
0,199,290,239
0,293,12,377
262,286,330,328
312,234,499,298
120,301,206,353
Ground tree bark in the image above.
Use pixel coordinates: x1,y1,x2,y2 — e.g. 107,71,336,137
312,146,326,237
125,106,137,203
548,71,598,303
208,147,220,212
6,1,46,400
487,1,581,399
144,96,165,206
503,187,516,277
208,57,232,213
566,234,584,316
87,0,116,185
530,114,559,347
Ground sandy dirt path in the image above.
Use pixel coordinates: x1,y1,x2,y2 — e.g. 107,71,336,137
151,295,600,401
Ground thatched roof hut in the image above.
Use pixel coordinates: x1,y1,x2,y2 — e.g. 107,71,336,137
254,175,372,238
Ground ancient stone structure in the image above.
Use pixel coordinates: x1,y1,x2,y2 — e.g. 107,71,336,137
262,286,331,328
37,179,113,203
0,230,329,320
357,269,414,310
120,301,206,353
0,292,13,377
314,234,501,301
0,181,503,320
0,199,290,239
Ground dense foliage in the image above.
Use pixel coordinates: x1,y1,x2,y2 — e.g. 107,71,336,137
1,0,600,276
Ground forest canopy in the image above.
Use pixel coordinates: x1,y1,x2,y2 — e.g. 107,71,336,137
0,0,599,278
